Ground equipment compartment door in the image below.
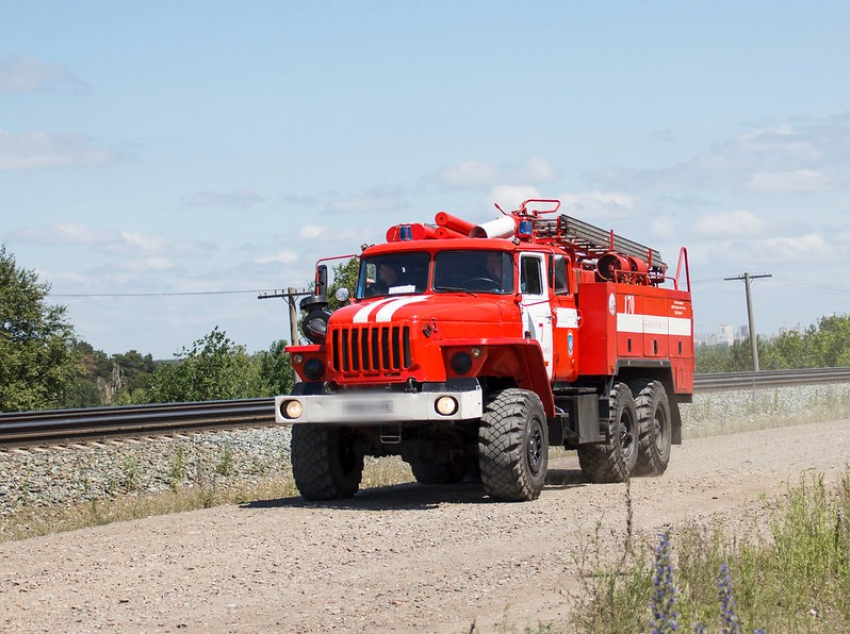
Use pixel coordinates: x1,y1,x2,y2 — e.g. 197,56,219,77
519,253,554,380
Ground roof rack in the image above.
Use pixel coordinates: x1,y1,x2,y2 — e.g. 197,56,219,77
534,214,666,272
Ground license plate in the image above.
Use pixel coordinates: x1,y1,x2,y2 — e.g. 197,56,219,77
342,399,394,417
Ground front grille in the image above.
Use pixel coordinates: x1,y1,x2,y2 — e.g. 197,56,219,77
331,325,412,373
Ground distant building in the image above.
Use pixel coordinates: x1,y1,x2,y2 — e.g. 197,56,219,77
695,324,748,347
718,324,734,345
696,323,780,346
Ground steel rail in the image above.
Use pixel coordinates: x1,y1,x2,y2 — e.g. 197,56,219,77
0,398,277,449
1,367,849,449
693,367,850,391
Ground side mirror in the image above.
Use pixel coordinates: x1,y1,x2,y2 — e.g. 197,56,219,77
316,264,328,297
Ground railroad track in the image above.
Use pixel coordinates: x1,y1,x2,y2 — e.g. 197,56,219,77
693,367,850,390
0,398,277,450
2,367,849,449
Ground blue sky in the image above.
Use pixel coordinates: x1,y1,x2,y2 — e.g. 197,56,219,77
2,1,849,358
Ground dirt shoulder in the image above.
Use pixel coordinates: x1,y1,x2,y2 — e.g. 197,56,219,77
2,419,849,633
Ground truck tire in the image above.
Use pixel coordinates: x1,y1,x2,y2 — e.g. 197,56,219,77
409,457,469,485
478,388,548,502
290,424,363,501
577,382,638,483
630,379,672,476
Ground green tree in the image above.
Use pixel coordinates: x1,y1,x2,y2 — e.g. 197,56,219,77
64,340,107,408
695,343,732,374
145,327,263,403
0,246,82,412
810,315,850,367
65,342,158,407
327,257,360,310
111,349,156,401
696,313,850,373
256,339,294,395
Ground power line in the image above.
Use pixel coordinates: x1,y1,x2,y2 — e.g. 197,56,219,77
52,289,273,299
690,276,727,285
772,279,850,298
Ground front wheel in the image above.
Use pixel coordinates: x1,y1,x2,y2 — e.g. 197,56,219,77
291,425,364,500
478,388,549,501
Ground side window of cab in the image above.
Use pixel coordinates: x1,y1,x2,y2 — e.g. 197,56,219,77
552,255,570,295
520,254,545,297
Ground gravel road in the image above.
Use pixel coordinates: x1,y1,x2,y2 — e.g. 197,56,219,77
2,417,849,634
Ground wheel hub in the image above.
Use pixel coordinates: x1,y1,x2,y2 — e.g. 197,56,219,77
527,422,544,475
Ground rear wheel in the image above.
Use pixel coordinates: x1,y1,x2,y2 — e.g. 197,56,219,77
478,388,548,501
630,380,672,476
291,424,364,500
577,382,638,483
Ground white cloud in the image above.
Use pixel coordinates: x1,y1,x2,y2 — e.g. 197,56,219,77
8,222,213,259
746,169,838,194
737,124,824,161
8,222,112,245
586,114,850,193
650,216,678,240
694,210,764,238
185,187,264,209
438,157,558,190
687,227,841,271
518,156,558,182
119,231,168,254
757,233,833,261
440,161,502,188
326,189,410,214
0,56,89,94
299,225,327,239
117,257,176,272
254,251,299,265
0,129,127,170
488,185,542,212
559,191,635,219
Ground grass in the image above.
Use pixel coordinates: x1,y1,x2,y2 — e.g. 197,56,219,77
572,469,850,632
0,455,415,544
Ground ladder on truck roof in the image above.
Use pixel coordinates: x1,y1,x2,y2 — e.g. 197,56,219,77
533,214,667,273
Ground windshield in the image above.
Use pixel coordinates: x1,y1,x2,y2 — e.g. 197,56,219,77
358,252,430,298
433,250,514,294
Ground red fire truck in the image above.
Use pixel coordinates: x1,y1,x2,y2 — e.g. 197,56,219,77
275,199,693,502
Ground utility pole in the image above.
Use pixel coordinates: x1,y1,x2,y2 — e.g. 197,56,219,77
724,273,772,371
258,287,312,346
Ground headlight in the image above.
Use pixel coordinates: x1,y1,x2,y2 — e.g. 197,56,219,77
435,396,458,416
280,399,303,420
450,351,472,375
303,358,325,380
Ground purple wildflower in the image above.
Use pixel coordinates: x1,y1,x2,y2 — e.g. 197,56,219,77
718,563,740,634
650,527,679,633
